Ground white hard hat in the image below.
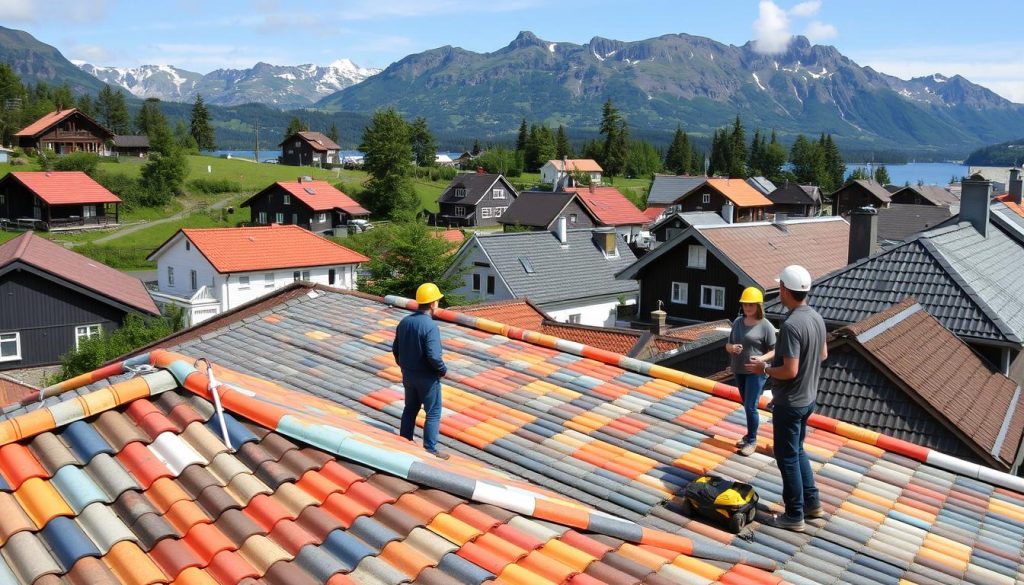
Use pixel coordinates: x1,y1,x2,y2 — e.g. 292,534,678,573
776,265,812,292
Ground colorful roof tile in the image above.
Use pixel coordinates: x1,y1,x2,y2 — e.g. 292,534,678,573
564,186,649,226
147,225,369,274
0,232,159,315
460,298,550,331
1,171,121,205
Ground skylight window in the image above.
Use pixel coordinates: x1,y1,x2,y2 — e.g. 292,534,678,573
304,187,316,196
518,256,535,273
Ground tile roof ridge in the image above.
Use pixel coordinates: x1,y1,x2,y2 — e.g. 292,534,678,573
381,293,1024,494
11,230,35,260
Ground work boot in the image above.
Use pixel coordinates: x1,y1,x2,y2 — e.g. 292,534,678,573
805,505,825,519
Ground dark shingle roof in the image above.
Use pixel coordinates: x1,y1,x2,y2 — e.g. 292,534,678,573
466,229,638,304
892,184,960,207
768,184,818,206
112,135,149,148
496,192,589,229
278,131,341,151
876,204,955,244
645,175,707,206
436,173,512,205
835,180,893,205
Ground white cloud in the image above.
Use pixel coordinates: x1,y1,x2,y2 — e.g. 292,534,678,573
67,44,116,65
804,21,837,43
0,0,108,22
753,1,791,54
789,1,821,17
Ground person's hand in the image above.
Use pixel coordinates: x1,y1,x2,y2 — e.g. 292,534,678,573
744,357,768,374
728,343,743,355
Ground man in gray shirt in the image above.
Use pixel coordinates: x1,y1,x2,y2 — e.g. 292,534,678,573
747,264,827,532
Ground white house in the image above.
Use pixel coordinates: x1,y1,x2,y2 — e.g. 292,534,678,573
444,219,638,327
540,159,603,188
147,224,368,326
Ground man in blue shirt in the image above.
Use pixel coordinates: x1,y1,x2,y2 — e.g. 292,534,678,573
393,282,449,459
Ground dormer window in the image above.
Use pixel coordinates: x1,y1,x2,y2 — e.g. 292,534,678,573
492,188,505,199
454,187,467,198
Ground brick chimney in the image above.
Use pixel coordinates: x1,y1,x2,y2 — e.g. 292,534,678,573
1009,168,1022,205
960,178,992,237
650,305,668,335
847,207,878,264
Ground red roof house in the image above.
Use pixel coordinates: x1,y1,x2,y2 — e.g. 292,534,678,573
0,171,121,230
242,179,369,234
564,185,649,226
15,108,114,155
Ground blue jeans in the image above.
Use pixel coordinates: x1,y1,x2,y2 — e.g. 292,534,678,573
772,402,820,519
400,375,443,453
735,373,767,444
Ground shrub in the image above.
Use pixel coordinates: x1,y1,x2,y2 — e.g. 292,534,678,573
188,177,243,194
93,170,144,211
9,157,28,166
52,152,101,175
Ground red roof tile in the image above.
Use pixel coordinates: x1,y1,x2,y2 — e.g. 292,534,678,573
0,376,35,408
459,299,550,331
261,180,368,215
3,172,121,205
641,207,666,224
564,187,648,226
994,194,1024,217
15,109,112,139
0,231,158,314
153,225,369,274
539,323,642,356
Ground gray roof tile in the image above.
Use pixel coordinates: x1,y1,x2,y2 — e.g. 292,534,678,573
646,175,708,206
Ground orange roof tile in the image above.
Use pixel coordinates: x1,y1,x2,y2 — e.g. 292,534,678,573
548,159,603,173
564,186,648,226
255,180,368,215
460,299,550,331
539,322,642,356
4,172,121,205
15,109,112,138
432,229,465,243
994,194,1024,217
704,178,773,208
152,225,369,274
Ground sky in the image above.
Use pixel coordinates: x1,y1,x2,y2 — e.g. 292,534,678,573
4,0,1023,102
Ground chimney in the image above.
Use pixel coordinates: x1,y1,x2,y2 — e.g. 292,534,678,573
1009,168,1022,205
772,212,788,232
960,178,992,237
847,207,878,264
589,182,596,193
650,306,668,335
721,201,735,224
554,216,568,245
592,227,617,255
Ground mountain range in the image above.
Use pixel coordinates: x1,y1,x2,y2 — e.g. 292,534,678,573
77,60,379,109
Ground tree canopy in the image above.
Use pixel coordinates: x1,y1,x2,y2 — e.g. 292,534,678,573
358,108,417,219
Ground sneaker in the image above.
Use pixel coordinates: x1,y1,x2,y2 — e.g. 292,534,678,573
772,514,805,532
734,437,749,448
738,441,757,456
805,505,825,519
428,451,450,460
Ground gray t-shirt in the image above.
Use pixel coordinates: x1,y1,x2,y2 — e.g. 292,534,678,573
729,317,776,375
771,305,827,408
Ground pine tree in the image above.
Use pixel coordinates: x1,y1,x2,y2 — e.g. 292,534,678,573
174,119,198,153
76,93,96,118
358,108,417,219
599,99,628,179
471,139,482,156
709,128,730,176
135,98,167,139
664,127,691,175
139,100,188,206
555,125,571,159
727,115,747,178
515,118,528,152
874,164,891,185
747,129,764,177
623,140,662,179
790,134,825,185
189,94,216,151
821,134,845,191
327,122,339,144
409,116,437,167
763,130,788,184
97,86,130,135
284,116,307,139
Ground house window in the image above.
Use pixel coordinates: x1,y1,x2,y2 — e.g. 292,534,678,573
283,194,291,205
0,332,21,362
486,275,495,295
293,270,310,282
492,188,505,199
82,205,96,218
75,325,102,349
295,141,301,147
317,212,327,223
275,212,284,224
702,193,711,204
495,207,506,217
568,314,582,324
671,282,688,304
700,285,726,310
190,270,198,291
472,274,481,291
454,187,467,198
687,245,707,269
570,213,578,224
453,206,466,217
167,266,175,286
258,211,268,224
185,240,191,251
239,276,250,290
481,207,492,219
264,273,275,288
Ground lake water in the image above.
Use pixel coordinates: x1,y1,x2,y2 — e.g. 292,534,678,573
844,162,968,186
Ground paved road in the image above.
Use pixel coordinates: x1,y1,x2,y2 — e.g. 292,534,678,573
89,195,235,245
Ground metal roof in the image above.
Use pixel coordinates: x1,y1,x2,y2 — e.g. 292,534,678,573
645,175,707,206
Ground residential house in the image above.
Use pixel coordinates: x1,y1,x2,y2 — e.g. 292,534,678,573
649,211,728,243
446,223,638,326
539,158,603,187
889,184,959,208
832,179,893,216
563,184,649,242
278,131,341,167
496,191,598,232
0,171,120,230
112,135,150,157
617,216,850,324
766,183,822,218
146,224,367,326
746,176,776,196
666,178,773,223
241,178,368,234
767,179,1024,383
818,298,1024,471
434,171,518,227
0,231,159,370
40,280,1022,584
14,107,113,154
645,175,708,210
876,204,955,248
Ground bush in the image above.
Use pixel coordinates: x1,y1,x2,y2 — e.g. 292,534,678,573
93,170,145,211
75,244,151,270
52,152,101,175
9,157,28,166
188,177,243,194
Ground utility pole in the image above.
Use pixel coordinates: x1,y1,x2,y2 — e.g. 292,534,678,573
254,120,260,163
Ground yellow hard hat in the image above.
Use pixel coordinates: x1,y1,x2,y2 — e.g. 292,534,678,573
738,287,764,304
415,282,444,304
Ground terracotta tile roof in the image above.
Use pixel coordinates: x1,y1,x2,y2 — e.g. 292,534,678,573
704,178,773,207
279,131,341,151
548,159,603,173
0,376,35,408
563,186,649,226
433,229,464,243
249,180,368,215
459,298,549,331
828,298,1024,468
0,232,158,314
538,322,644,355
2,172,121,205
699,217,850,289
153,225,369,274
14,109,112,138
641,207,665,223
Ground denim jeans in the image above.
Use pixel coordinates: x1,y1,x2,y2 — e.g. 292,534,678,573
734,373,767,444
400,375,443,453
772,401,820,519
